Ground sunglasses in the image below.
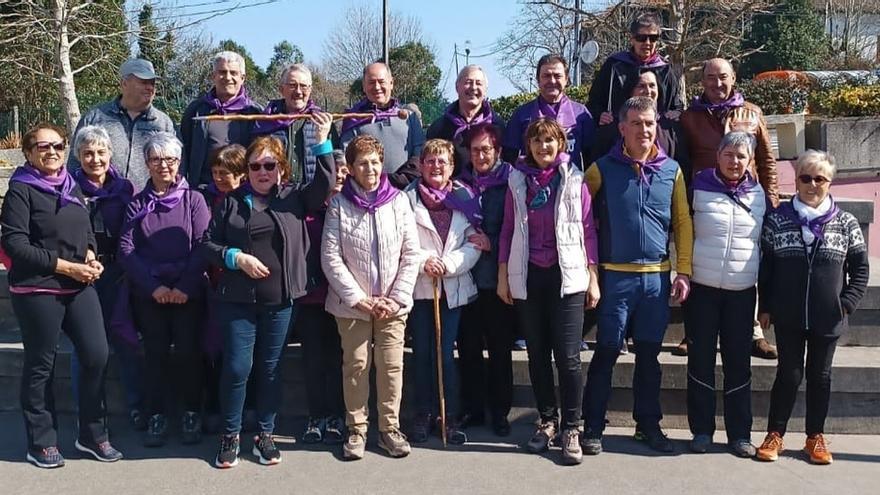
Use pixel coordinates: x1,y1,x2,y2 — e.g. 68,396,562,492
33,141,66,152
249,161,277,172
798,174,831,185
633,34,661,43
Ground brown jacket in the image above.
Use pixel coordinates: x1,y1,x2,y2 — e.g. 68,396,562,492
681,100,779,207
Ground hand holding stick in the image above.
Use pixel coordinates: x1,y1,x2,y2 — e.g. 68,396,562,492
192,110,410,122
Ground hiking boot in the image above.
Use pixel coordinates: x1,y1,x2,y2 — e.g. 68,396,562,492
756,432,784,462
636,427,674,453
129,408,147,431
214,434,240,469
378,428,411,458
343,431,366,461
526,420,557,454
410,413,431,443
580,433,603,455
492,415,511,437
144,414,168,447
253,432,281,465
75,439,123,462
729,439,756,458
181,411,202,445
26,446,65,469
804,433,833,465
690,434,712,453
752,338,778,360
324,416,345,445
302,417,324,444
560,428,583,465
671,338,688,356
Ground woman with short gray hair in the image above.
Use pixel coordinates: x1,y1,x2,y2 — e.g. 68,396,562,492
118,132,211,448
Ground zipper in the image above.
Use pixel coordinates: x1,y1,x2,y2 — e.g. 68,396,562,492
804,239,819,331
723,200,735,286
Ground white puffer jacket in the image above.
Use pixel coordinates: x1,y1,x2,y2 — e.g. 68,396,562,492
321,191,421,321
691,177,766,291
406,187,480,309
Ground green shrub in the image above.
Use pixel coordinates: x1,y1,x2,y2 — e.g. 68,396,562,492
737,78,809,114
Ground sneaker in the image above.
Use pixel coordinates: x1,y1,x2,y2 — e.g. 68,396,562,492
253,432,281,465
181,411,202,445
729,439,757,458
690,434,712,453
144,414,167,447
214,434,240,469
343,431,366,460
580,433,603,455
752,338,778,360
636,427,674,453
324,416,345,445
492,415,511,437
302,417,324,444
513,339,527,351
378,428,411,458
560,428,583,465
410,413,431,443
75,439,123,462
129,409,147,431
756,432,784,462
526,420,557,454
804,433,833,465
26,446,65,469
446,423,467,445
671,338,688,356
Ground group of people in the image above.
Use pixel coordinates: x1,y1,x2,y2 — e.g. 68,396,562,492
0,12,869,471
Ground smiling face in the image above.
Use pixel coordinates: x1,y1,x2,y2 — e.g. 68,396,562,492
363,63,394,107
146,151,180,188
78,141,112,183
211,166,243,193
716,144,751,182
796,162,834,208
528,132,562,169
618,108,657,155
420,151,454,189
630,26,661,60
247,149,281,196
279,68,312,112
212,59,245,101
120,75,156,112
469,133,499,174
25,128,66,176
537,61,568,104
456,68,487,112
351,151,383,192
701,59,736,105
631,71,659,102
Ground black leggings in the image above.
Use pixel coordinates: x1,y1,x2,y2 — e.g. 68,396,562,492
297,304,344,419
12,289,109,451
767,327,839,436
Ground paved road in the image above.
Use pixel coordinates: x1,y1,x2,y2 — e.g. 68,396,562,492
0,412,878,495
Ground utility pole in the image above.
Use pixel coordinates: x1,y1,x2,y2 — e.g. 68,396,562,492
573,0,581,86
454,43,460,74
382,0,389,64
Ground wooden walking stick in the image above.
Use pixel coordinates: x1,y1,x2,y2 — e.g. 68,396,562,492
191,110,409,122
432,277,447,447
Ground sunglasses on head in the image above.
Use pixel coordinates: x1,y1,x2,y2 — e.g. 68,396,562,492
33,141,66,152
633,34,661,43
249,161,277,172
798,174,830,185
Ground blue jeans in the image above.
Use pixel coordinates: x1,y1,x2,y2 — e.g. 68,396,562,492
410,299,462,417
218,302,293,435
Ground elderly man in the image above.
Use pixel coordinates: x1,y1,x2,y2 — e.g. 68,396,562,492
252,63,341,186
426,65,504,174
502,54,595,169
179,51,262,187
70,59,174,191
679,57,779,360
581,96,693,456
341,62,426,188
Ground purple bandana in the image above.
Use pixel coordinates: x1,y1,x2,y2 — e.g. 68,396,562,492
693,168,757,198
460,160,511,193
341,98,402,135
417,179,483,227
779,197,840,245
10,163,83,208
609,50,668,69
531,95,577,131
608,139,669,185
252,99,320,135
129,175,189,223
514,153,568,209
690,91,745,113
445,100,495,139
73,165,132,203
202,86,255,115
340,174,399,213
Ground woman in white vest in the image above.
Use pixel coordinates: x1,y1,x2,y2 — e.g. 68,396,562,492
685,131,766,458
406,139,483,446
497,118,600,465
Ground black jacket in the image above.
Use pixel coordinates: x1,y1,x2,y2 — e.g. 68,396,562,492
200,150,334,303
587,54,683,121
426,103,505,176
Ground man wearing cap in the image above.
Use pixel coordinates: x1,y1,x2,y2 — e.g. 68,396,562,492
70,58,175,191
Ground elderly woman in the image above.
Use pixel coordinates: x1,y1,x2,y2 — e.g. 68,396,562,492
202,113,334,468
118,133,211,448
684,132,765,457
498,118,600,465
1,123,122,467
406,139,482,446
756,150,869,465
69,126,142,430
456,123,516,436
321,135,420,461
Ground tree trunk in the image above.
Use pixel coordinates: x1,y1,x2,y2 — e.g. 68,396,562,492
667,0,687,106
53,0,81,133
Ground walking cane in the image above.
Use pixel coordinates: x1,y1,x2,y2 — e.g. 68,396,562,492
432,277,447,447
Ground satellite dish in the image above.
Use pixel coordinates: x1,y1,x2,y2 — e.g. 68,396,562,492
579,40,600,65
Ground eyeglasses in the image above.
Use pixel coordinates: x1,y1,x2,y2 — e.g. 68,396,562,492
633,34,661,43
798,174,831,185
471,146,495,155
249,161,277,172
33,141,66,152
283,83,312,91
147,156,180,167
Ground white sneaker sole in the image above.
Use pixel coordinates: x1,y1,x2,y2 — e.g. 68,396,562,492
26,452,64,468
74,440,122,462
252,446,281,465
214,454,239,468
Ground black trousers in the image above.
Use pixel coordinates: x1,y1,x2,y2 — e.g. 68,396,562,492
515,264,585,429
684,283,755,441
12,289,109,451
458,290,515,420
767,326,839,436
131,297,203,415
296,304,345,419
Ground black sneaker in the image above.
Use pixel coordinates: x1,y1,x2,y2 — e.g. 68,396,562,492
492,415,512,437
410,413,431,443
446,423,468,445
181,411,202,445
144,414,167,447
302,417,324,444
129,409,147,431
323,416,345,445
253,432,281,465
26,446,65,468
526,420,557,453
635,427,674,453
75,439,123,462
581,433,603,455
214,434,240,469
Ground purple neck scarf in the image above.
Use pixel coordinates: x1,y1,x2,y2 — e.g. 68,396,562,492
460,160,511,193
609,50,668,69
693,168,757,198
11,163,83,208
341,175,399,213
341,98,402,135
203,86,254,115
514,153,568,209
253,99,320,135
417,179,483,227
609,139,669,185
780,197,840,245
73,165,132,203
532,95,577,131
129,175,189,223
690,91,745,113
445,100,494,139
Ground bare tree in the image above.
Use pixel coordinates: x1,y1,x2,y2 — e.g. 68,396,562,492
823,0,880,65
